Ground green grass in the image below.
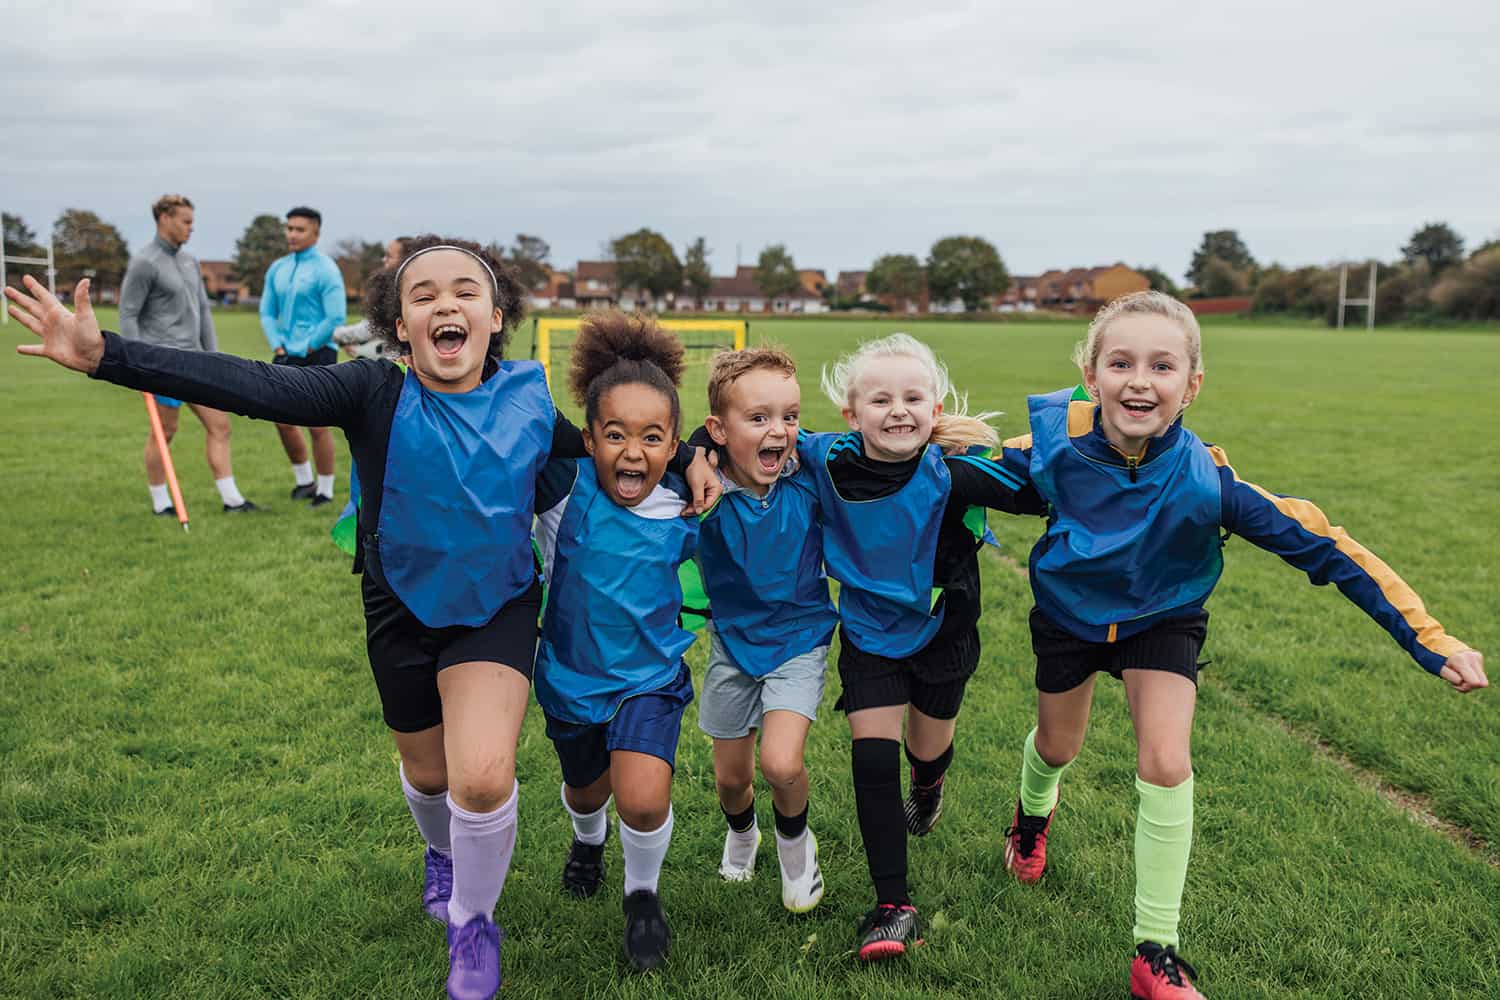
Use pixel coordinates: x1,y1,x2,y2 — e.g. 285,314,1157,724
2,311,1497,998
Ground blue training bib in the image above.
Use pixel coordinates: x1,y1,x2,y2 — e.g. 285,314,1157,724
803,432,949,659
372,363,553,628
1027,387,1224,638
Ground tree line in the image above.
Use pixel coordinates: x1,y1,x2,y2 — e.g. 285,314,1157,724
1164,223,1500,323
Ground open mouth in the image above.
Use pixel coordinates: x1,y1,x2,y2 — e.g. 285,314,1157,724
431,323,468,358
615,468,646,501
1121,400,1157,416
757,445,786,473
883,424,917,436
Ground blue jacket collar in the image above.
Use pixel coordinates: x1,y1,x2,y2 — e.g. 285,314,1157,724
1072,404,1186,467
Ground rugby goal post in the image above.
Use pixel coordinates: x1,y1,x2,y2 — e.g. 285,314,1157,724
532,316,749,388
0,225,58,325
1336,263,1376,331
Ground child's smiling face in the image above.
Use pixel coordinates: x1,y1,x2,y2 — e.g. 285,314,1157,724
706,368,800,495
843,354,942,462
395,250,501,393
585,382,678,506
1084,314,1203,455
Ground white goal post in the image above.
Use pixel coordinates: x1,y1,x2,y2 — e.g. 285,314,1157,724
0,223,57,325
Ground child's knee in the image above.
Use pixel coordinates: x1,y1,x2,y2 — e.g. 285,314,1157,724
616,798,670,831
402,760,448,795
1136,746,1192,788
758,747,805,789
1034,729,1083,768
448,767,515,813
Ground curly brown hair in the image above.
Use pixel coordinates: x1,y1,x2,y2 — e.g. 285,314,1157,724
364,235,526,359
568,311,686,433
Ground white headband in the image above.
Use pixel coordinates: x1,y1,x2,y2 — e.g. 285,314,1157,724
394,244,498,296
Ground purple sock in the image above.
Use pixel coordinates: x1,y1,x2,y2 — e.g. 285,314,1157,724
400,764,452,854
446,782,518,928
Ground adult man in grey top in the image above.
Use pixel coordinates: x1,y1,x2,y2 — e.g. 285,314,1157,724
119,194,258,514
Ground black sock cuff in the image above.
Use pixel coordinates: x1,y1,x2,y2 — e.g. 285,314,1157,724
852,737,901,785
722,799,757,833
772,801,809,839
905,740,954,788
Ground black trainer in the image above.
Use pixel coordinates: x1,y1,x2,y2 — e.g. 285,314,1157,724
223,499,261,513
903,773,944,836
857,903,921,961
622,889,671,972
561,831,607,898
153,505,177,518
290,483,316,501
310,493,335,508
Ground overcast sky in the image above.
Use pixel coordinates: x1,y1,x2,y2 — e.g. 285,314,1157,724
4,0,1497,282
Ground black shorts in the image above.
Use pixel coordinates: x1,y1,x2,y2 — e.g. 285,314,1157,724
834,626,978,721
272,345,338,367
1030,607,1209,694
362,573,541,733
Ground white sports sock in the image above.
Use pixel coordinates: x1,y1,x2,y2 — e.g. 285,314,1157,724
724,816,760,870
620,808,674,896
446,783,519,927
291,462,314,486
775,828,809,881
214,476,245,507
316,473,335,498
400,764,451,854
561,783,608,846
148,483,171,512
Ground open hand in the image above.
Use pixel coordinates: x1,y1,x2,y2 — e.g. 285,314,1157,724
1439,649,1487,693
5,276,106,374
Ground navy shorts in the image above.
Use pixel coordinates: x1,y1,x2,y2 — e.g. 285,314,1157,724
545,663,694,788
1030,607,1209,694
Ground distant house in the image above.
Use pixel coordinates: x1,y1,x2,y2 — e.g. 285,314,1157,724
574,261,617,309
835,270,869,300
529,267,575,311
999,276,1040,312
199,260,251,305
700,266,827,314
799,269,829,297
1035,263,1148,310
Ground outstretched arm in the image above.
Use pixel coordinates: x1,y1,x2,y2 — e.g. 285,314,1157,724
1212,445,1487,693
943,445,1047,516
7,277,372,430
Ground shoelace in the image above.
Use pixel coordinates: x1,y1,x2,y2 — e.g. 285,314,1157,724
1003,813,1048,856
1145,946,1199,986
428,854,453,900
453,921,488,968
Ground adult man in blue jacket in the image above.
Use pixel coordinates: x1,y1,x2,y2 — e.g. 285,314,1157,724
259,206,346,506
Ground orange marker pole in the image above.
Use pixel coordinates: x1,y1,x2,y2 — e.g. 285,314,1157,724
143,393,189,532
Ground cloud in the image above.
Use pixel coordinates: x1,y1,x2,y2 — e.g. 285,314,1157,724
4,0,1497,278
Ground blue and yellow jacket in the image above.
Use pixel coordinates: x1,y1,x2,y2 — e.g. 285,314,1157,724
997,387,1469,676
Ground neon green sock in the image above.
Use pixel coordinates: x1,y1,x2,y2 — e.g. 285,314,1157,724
1019,727,1069,817
1132,774,1195,948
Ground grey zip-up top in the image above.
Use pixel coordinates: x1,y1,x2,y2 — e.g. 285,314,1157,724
118,235,218,351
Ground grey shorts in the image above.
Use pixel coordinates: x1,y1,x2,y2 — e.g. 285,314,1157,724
696,624,830,740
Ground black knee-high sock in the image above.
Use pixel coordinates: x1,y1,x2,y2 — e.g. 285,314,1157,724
851,737,909,906
906,741,954,789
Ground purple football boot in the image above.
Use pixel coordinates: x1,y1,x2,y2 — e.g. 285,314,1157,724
423,846,453,924
446,915,503,1000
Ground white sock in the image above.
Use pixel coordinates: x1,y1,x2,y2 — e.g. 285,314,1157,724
316,473,335,498
775,828,810,880
724,815,760,870
292,462,314,486
561,783,609,846
620,807,674,896
446,783,519,927
148,483,171,512
214,476,245,507
401,764,451,854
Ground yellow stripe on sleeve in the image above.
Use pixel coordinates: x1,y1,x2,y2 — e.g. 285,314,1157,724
1003,433,1033,450
1067,400,1097,438
1237,472,1468,662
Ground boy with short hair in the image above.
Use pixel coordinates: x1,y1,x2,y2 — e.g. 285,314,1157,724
693,347,837,912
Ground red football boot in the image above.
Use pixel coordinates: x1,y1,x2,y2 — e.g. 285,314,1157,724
1130,942,1206,999
1002,798,1055,884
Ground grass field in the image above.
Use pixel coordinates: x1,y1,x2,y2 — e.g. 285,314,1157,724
2,309,1497,999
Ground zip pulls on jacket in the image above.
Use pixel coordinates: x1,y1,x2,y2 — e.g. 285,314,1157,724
1110,440,1149,482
